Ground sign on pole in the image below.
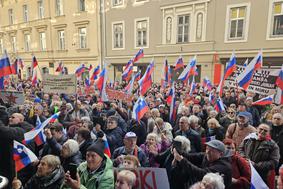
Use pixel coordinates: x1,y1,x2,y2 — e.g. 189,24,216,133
42,74,77,94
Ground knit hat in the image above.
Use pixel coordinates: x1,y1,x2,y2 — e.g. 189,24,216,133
86,139,105,158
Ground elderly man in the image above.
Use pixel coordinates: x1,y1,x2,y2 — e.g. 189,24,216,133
225,111,256,149
171,140,232,188
175,116,201,153
270,113,283,170
112,132,149,167
0,112,34,188
239,123,280,188
64,139,114,189
12,155,65,189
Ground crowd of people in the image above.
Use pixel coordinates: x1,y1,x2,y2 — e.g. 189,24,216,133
0,78,282,189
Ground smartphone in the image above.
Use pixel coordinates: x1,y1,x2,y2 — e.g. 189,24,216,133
68,163,77,180
172,140,182,154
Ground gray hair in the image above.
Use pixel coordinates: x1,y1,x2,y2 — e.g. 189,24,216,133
207,118,221,128
202,173,225,189
117,170,137,187
188,115,199,125
41,155,61,170
63,139,80,157
174,135,191,153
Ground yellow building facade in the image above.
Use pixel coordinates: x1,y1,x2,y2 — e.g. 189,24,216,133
0,0,101,79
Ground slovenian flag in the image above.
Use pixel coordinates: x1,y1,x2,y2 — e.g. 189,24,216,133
132,96,149,123
0,51,12,78
223,53,236,80
249,160,269,189
133,49,144,63
75,64,86,77
252,95,274,106
178,56,197,82
33,116,46,146
102,135,111,158
13,140,38,172
214,98,225,112
138,61,154,96
174,56,184,70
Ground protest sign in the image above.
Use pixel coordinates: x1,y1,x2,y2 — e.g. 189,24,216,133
0,90,25,104
42,74,77,94
106,88,133,103
224,66,279,95
114,168,170,189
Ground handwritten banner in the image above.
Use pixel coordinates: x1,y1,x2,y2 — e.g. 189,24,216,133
0,90,25,104
106,88,133,103
42,74,77,94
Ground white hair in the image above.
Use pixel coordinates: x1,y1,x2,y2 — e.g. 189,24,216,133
174,135,191,153
63,139,80,157
117,170,137,187
188,115,199,125
202,173,225,189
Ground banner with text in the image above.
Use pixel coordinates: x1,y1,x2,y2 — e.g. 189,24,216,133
43,74,77,94
224,66,280,95
106,88,133,103
114,168,170,189
0,90,25,104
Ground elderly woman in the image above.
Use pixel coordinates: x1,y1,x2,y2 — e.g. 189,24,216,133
12,155,65,189
206,118,225,141
140,133,170,167
152,117,173,143
219,107,236,133
190,173,225,189
223,138,250,189
120,155,140,169
115,170,137,189
60,139,82,172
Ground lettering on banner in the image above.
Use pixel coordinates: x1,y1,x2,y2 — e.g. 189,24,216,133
43,74,77,94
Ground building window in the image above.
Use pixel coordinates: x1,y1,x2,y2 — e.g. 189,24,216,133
196,13,203,41
24,34,31,52
136,19,148,47
42,67,49,74
0,39,3,54
11,36,16,53
166,17,172,43
228,6,246,40
272,1,283,36
113,0,123,6
55,0,64,16
39,32,47,51
177,15,190,43
38,0,44,19
8,9,14,25
58,30,65,50
79,0,85,11
23,5,28,22
79,27,87,49
113,23,123,48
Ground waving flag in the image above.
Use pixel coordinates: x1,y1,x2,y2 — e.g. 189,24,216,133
178,56,197,82
243,58,248,67
161,58,169,88
13,140,38,172
24,112,60,144
134,71,141,81
31,56,38,86
122,60,133,81
252,95,274,106
11,59,19,75
214,98,225,112
275,65,283,104
0,51,12,78
237,51,263,90
216,76,224,97
85,78,91,88
174,56,184,70
169,84,177,123
249,161,269,189
132,96,149,122
209,91,216,104
102,135,111,158
203,77,212,91
138,61,154,96
90,65,100,81
96,67,108,102
55,62,64,73
33,116,46,146
189,76,196,96
133,49,144,63
124,76,135,94
75,64,86,77
88,64,93,71
166,85,174,105
223,53,236,80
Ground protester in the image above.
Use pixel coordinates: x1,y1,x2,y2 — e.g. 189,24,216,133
115,170,136,189
60,139,82,172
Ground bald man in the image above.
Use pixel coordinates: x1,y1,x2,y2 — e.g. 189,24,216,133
0,112,34,188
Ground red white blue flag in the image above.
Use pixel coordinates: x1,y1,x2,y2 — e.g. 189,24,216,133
132,96,149,123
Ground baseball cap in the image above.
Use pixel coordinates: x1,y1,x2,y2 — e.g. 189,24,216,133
237,111,250,119
124,132,137,139
206,139,225,153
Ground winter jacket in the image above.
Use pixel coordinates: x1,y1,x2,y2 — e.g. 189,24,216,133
175,128,202,153
79,139,94,160
23,166,65,189
105,127,124,154
76,157,114,189
41,135,68,157
239,136,280,185
171,153,232,189
270,124,283,167
61,151,82,172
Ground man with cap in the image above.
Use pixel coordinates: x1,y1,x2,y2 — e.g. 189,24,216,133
225,111,256,149
171,139,232,188
64,139,114,189
112,132,149,167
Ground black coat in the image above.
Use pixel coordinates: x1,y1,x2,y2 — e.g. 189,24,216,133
23,166,65,189
61,151,82,173
105,127,124,154
0,121,34,186
175,129,202,153
171,153,232,189
41,135,68,158
79,139,94,160
270,124,283,167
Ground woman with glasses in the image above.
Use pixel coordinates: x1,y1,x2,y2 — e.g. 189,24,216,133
219,108,236,133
